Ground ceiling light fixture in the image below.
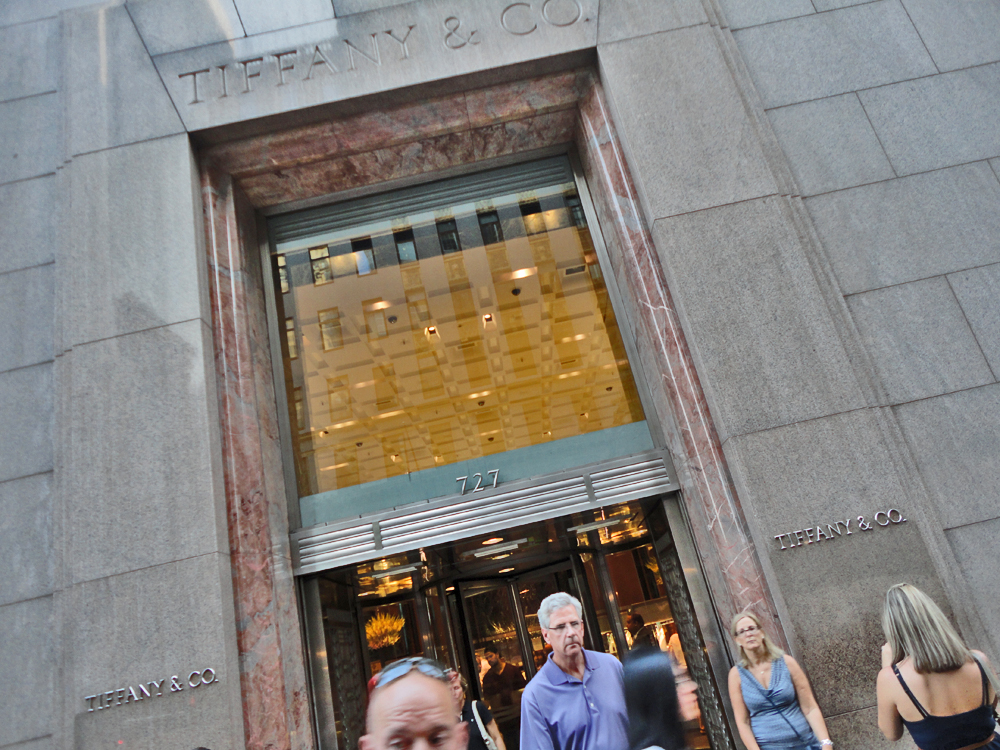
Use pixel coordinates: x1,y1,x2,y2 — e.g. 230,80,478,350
373,562,424,579
482,538,504,546
472,538,527,557
567,519,624,534
499,567,515,573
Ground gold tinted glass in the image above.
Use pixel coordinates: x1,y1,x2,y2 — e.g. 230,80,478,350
274,174,647,517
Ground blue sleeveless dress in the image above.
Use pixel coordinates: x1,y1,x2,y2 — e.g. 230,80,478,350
738,657,820,750
892,661,999,750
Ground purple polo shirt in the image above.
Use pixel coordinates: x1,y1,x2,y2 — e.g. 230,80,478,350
519,649,628,750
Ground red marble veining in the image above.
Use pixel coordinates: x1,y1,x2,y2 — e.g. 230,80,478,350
203,68,784,750
574,81,784,646
202,166,311,750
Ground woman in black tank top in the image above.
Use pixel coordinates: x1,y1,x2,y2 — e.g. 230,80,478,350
876,584,1000,750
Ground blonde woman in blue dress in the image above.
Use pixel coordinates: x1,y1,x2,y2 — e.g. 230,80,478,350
728,612,834,750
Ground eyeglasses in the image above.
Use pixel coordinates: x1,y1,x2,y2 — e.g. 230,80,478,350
373,657,452,689
736,625,760,637
546,620,584,634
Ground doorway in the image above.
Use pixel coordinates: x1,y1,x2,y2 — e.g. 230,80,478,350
302,497,719,750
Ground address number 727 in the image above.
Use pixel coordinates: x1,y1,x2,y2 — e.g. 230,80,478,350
456,470,499,495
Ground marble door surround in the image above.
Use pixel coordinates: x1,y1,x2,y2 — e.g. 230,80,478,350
199,67,781,749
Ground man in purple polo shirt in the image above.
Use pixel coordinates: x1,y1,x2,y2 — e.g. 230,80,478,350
519,592,629,750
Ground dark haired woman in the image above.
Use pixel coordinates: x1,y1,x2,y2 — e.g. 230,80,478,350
877,583,999,750
624,646,690,750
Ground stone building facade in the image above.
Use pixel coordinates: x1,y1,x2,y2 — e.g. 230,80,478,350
0,1,997,750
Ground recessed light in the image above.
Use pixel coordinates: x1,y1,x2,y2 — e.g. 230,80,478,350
483,313,493,323
568,519,624,534
446,586,455,592
482,538,504,545
499,567,515,573
426,326,438,336
471,539,526,557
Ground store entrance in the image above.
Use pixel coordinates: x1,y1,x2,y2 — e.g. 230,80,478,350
303,498,714,750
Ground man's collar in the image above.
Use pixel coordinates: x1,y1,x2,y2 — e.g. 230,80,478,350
543,649,597,683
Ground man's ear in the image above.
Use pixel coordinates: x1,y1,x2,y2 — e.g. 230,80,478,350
540,628,551,647
359,734,372,750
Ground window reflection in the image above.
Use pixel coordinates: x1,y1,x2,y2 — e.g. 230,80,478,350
274,179,646,500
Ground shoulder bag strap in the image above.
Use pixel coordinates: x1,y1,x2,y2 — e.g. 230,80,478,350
743,663,809,745
471,701,499,750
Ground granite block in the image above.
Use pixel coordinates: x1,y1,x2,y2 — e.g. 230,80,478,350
724,409,947,716
825,705,918,750
807,163,1000,294
0,176,54,275
235,0,334,35
946,518,1000,656
66,320,226,583
68,555,244,750
0,474,52,606
597,25,777,221
0,596,53,747
949,263,1000,376
859,63,1000,176
64,3,184,155
126,0,244,55
68,135,206,345
333,0,412,14
813,0,882,8
0,264,53,373
0,93,58,183
846,277,994,404
901,0,1000,72
894,384,1000,528
597,0,707,43
716,0,814,29
0,362,52,483
154,0,598,132
651,196,863,440
767,93,895,195
0,0,106,27
0,19,57,102
734,1,936,108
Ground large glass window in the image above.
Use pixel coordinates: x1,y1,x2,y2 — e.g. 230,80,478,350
270,158,653,526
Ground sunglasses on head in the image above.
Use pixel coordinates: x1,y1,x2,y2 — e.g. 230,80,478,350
373,657,453,690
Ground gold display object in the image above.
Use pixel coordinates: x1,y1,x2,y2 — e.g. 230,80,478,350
365,612,406,651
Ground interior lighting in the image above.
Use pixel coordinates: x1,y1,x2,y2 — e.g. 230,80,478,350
568,518,623,534
483,313,494,323
472,538,527,557
499,568,515,573
426,326,439,336
373,562,424,579
482,538,504,545
446,586,455,592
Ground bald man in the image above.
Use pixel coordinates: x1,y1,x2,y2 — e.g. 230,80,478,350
360,658,469,750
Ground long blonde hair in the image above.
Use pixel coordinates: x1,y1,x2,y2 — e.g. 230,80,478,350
730,611,784,668
882,583,970,673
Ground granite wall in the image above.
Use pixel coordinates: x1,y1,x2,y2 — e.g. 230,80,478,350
0,1,996,750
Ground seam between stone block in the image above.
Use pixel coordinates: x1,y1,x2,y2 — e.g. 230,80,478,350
802,156,1000,200
0,88,57,107
121,5,189,137
0,592,53,614
898,0,942,75
839,259,1000,298
67,550,232,588
718,404,872,445
72,316,208,351
855,91,899,177
0,171,56,189
887,380,1000,410
0,469,52,488
945,274,998,382
648,191,783,225
0,734,53,750
942,516,1000,533
69,130,187,161
0,259,54,279
0,358,54,378
822,702,877,720
595,19,710,47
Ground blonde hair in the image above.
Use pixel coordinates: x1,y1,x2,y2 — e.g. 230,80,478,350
882,583,969,673
730,611,784,668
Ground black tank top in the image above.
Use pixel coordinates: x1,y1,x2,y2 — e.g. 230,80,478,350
892,660,997,750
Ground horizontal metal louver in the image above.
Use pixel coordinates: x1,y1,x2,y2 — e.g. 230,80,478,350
271,156,575,251
292,449,678,575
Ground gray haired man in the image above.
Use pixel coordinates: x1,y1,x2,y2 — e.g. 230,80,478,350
519,592,628,750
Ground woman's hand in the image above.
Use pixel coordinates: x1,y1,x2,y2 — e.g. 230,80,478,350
881,643,893,669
